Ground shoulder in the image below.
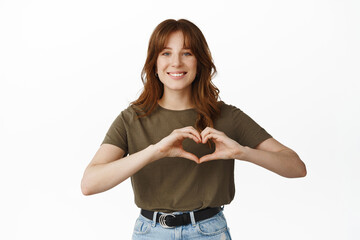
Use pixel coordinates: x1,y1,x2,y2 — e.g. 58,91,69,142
116,104,145,120
214,101,246,127
216,101,258,128
218,101,244,117
107,105,140,129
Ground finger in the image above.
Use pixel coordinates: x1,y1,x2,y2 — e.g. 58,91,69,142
180,151,199,163
178,128,201,143
199,153,218,163
200,127,212,140
177,132,202,144
201,126,223,134
202,133,222,144
184,126,202,142
201,127,222,143
200,130,210,143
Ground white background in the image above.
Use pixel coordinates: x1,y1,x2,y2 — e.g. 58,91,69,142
1,0,359,239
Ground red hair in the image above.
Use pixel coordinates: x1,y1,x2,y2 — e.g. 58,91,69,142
131,19,221,133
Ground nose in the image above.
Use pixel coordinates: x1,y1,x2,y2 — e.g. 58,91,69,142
171,53,182,67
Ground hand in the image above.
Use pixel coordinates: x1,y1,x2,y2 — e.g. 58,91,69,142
154,126,202,163
199,127,245,163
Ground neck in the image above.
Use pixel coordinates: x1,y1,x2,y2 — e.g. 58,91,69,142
158,89,194,110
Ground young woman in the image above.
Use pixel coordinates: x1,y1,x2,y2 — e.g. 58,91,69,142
81,19,307,239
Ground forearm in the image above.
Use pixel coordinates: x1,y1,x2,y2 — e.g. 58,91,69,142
238,147,307,178
81,144,160,195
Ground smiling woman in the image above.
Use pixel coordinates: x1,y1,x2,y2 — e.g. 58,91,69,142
81,19,306,240
133,19,220,131
156,31,198,104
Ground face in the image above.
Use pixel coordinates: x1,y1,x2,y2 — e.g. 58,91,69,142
156,31,197,95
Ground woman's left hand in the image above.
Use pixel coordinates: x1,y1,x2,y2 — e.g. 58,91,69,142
199,128,307,178
199,127,245,163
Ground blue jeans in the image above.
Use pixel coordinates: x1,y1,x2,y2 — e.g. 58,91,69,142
132,209,232,239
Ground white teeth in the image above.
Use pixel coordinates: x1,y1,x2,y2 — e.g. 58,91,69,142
169,73,185,77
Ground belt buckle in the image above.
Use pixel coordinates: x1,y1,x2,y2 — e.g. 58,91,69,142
159,213,176,228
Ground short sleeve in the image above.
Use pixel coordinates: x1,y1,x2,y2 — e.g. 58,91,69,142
101,111,129,156
230,105,272,148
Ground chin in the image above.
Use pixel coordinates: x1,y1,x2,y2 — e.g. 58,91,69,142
164,84,192,92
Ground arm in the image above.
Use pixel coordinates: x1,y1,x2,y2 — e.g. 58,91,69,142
241,138,307,178
199,127,306,178
81,143,159,196
81,126,202,195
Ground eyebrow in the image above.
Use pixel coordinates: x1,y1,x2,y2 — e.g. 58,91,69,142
162,47,191,50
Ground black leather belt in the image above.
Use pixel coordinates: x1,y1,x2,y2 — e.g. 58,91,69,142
141,207,222,228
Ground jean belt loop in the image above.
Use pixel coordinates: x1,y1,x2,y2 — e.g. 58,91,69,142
152,211,158,227
189,211,196,227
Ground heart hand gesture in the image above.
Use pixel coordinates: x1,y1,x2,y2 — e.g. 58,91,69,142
199,127,245,163
154,126,202,163
154,126,244,164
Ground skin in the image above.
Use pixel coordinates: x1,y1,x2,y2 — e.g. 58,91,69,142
81,31,306,196
156,31,197,110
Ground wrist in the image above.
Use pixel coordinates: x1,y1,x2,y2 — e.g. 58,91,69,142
148,144,166,162
235,145,250,160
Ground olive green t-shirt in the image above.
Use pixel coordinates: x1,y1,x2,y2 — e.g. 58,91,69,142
102,101,271,212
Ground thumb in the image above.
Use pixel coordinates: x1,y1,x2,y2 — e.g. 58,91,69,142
199,153,217,163
180,150,199,164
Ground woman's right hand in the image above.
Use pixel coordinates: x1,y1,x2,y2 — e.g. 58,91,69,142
154,126,201,163
81,126,202,195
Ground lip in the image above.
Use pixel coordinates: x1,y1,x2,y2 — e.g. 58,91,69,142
167,72,187,80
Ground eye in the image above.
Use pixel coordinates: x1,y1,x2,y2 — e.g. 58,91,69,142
161,52,170,56
183,52,192,56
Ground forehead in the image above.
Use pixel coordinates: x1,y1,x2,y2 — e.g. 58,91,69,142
163,30,190,48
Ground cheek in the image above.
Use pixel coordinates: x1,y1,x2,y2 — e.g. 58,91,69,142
191,59,197,71
156,58,162,73
191,63,197,75
156,57,167,70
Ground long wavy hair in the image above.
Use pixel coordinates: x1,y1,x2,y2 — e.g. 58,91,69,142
131,19,221,133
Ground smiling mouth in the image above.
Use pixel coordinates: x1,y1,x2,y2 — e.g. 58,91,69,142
168,72,187,77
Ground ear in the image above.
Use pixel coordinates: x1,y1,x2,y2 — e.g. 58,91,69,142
155,66,158,77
